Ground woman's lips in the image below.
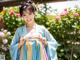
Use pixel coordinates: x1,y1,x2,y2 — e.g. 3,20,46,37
27,19,32,22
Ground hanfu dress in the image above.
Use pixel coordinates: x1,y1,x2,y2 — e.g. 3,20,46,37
10,24,58,60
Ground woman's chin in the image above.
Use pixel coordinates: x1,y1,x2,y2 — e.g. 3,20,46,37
27,21,33,24
25,19,34,25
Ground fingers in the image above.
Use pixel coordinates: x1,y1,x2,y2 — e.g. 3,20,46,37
19,37,25,48
20,37,24,41
20,38,24,44
39,37,47,46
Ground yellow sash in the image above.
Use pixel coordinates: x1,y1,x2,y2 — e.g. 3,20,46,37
26,41,32,60
19,39,46,60
20,45,23,60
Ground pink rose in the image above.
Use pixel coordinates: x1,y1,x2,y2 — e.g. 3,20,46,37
55,15,61,20
7,32,11,36
3,30,7,33
0,32,5,37
9,10,15,16
60,9,68,16
2,39,8,44
64,8,67,11
16,13,20,17
73,13,79,17
60,11,68,16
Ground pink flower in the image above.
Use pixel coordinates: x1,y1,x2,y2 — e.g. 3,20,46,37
16,13,20,17
0,32,5,37
9,10,15,16
55,15,61,20
73,13,79,17
64,8,67,11
3,30,7,33
2,39,8,44
60,11,68,16
7,32,11,36
60,9,68,16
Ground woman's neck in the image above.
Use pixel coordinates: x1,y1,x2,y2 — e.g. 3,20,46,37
26,21,36,31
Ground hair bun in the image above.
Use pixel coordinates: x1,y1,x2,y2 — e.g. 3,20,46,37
19,0,36,16
20,0,33,6
27,0,33,4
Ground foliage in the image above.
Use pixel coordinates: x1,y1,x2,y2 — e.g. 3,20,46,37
36,7,80,60
0,7,24,60
0,6,80,60
0,29,11,59
0,7,24,35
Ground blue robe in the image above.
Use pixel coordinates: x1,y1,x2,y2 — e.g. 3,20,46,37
10,24,58,60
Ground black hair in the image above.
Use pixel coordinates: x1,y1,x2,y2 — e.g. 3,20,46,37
19,1,36,16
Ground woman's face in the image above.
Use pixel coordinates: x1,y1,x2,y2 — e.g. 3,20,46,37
22,7,35,25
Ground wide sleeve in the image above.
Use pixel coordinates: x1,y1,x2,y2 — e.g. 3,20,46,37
43,26,59,60
10,28,20,60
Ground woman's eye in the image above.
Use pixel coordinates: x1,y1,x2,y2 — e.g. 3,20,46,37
23,15,26,16
23,15,26,17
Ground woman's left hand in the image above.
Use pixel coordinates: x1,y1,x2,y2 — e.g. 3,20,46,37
39,36,47,46
31,33,47,45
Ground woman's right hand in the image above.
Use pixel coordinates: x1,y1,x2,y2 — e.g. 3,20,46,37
18,37,25,48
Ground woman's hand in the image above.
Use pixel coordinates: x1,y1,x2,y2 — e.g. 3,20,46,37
32,34,47,46
18,37,25,48
39,37,47,46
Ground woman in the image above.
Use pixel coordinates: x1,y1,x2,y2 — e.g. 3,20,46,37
10,1,58,60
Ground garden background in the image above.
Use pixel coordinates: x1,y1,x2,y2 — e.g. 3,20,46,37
0,1,80,60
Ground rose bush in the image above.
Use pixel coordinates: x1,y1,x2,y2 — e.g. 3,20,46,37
0,29,11,59
0,6,80,60
0,7,24,34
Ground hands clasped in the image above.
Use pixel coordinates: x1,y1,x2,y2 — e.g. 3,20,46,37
18,34,47,48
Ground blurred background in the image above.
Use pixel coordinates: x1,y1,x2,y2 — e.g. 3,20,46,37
0,0,80,60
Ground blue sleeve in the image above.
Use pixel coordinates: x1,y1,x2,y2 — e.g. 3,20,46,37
10,28,20,46
43,27,58,60
10,28,20,60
